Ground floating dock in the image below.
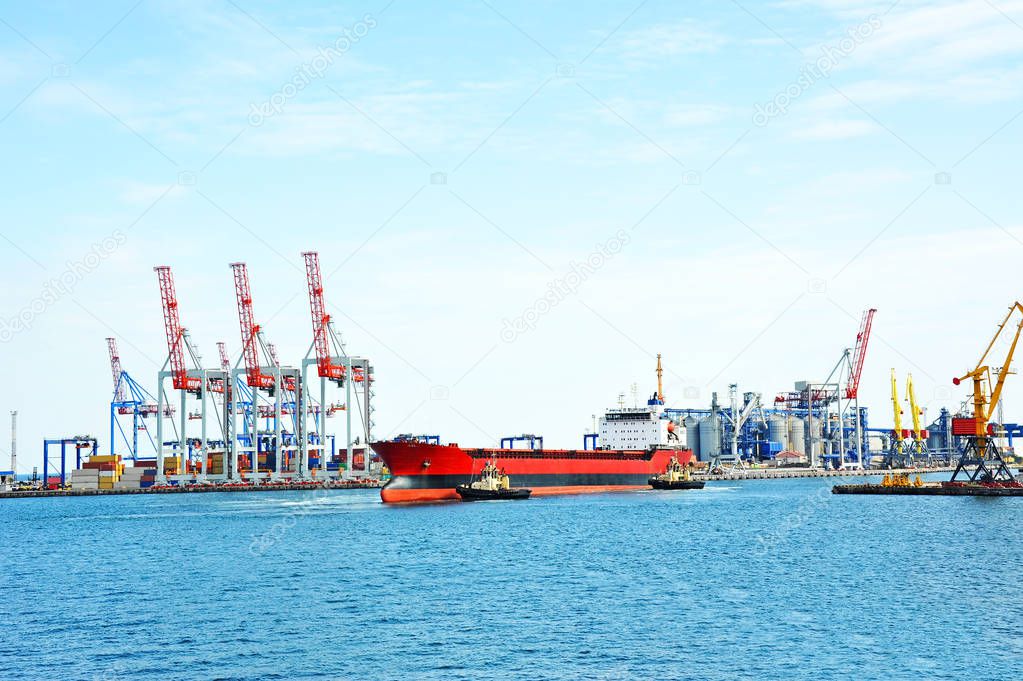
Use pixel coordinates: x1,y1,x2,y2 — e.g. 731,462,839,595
0,479,382,500
833,483,1023,497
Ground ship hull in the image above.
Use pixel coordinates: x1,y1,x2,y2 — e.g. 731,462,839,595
371,440,693,503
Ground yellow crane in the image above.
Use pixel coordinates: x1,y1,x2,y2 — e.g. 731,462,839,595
905,373,928,462
886,369,911,468
951,301,1023,482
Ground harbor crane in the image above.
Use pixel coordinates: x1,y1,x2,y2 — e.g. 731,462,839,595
885,369,912,469
230,262,301,482
106,337,169,459
109,337,127,406
950,301,1023,483
154,266,229,484
712,384,763,472
217,341,230,371
845,308,876,401
232,262,279,391
300,251,373,478
905,373,929,464
836,307,876,468
155,265,202,395
775,308,876,468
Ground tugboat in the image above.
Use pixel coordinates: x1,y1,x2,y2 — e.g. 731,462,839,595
455,460,531,501
649,455,705,491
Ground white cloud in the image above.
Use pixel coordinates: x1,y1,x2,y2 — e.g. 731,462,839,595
791,118,876,139
856,1,1023,67
663,104,734,127
116,180,184,205
619,20,728,60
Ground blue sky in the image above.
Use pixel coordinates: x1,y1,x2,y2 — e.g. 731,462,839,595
1,0,1022,470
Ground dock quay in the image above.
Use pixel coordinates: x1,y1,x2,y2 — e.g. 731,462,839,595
698,466,954,482
0,479,382,500
833,482,1023,496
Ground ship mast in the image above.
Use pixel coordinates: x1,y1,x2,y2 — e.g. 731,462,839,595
656,353,664,402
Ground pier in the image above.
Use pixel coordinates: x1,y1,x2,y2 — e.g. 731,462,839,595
0,479,382,500
698,466,953,482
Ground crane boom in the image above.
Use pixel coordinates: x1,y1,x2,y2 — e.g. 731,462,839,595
217,341,230,371
845,308,876,400
656,353,664,401
230,262,275,390
107,337,126,402
954,302,1023,441
890,368,903,437
906,373,924,441
950,301,1023,480
302,251,346,381
154,266,201,392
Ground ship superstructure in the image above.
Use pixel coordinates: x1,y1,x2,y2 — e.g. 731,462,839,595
597,354,684,451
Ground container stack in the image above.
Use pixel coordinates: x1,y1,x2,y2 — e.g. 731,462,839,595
83,454,124,489
115,464,156,489
163,456,182,476
257,452,272,472
70,468,99,490
133,460,158,488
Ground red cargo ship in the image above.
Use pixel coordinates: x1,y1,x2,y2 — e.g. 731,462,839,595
373,357,695,502
371,440,694,503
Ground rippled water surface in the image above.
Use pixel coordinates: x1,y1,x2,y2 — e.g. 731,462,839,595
2,475,1021,680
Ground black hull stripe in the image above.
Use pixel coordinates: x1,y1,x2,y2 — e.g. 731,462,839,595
384,473,652,490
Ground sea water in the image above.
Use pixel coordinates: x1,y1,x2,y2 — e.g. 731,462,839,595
2,475,1020,680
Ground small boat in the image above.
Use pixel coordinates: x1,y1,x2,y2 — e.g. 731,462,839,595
649,478,705,490
649,454,705,491
455,485,532,500
455,460,531,501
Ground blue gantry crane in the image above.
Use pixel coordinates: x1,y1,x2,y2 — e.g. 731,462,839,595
107,337,172,460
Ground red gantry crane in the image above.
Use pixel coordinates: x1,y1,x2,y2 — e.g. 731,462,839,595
231,262,276,391
155,265,229,482
773,307,877,468
230,262,295,393
155,265,202,394
229,262,300,481
838,307,877,469
305,251,341,381
300,251,372,478
845,308,876,400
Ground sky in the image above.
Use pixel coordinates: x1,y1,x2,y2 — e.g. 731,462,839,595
1,0,1022,472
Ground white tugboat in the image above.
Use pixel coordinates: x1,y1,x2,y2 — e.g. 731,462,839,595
455,460,531,501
